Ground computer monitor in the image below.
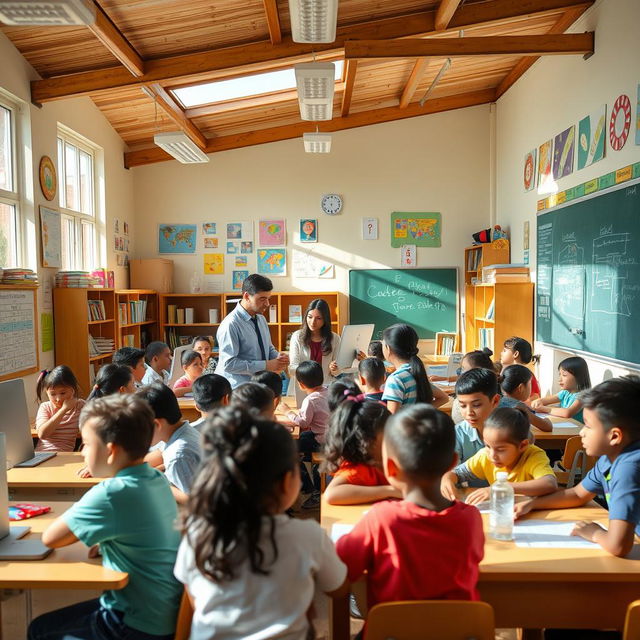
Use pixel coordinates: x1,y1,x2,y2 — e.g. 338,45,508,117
335,324,375,372
0,379,55,468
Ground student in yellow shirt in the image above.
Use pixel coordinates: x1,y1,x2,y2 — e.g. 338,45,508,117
442,407,557,505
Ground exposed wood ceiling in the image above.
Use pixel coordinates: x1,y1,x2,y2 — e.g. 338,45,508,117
1,0,595,166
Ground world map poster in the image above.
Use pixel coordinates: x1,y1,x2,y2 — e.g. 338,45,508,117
390,212,441,248
158,224,197,254
257,248,286,276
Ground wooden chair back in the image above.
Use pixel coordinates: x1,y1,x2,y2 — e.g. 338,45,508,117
624,600,640,640
555,436,596,488
174,588,194,640
365,600,495,640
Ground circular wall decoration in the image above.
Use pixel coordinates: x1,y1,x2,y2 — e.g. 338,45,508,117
609,94,631,151
523,151,535,191
39,156,57,201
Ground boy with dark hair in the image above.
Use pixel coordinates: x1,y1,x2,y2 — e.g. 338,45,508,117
516,376,640,557
191,373,231,429
252,370,284,413
336,405,484,608
113,346,146,385
28,395,182,640
136,384,201,504
231,382,276,419
142,341,172,386
357,357,386,401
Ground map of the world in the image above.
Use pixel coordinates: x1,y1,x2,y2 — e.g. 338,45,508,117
158,224,197,254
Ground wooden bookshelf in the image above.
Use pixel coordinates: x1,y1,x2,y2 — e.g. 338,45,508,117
53,288,116,395
464,240,510,285
464,282,534,355
115,289,159,349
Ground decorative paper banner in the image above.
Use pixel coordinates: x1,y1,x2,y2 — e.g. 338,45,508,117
609,93,631,151
362,217,378,240
257,248,286,276
159,224,196,254
578,105,606,169
391,212,441,248
523,149,536,192
553,125,575,180
538,139,553,189
636,85,640,146
292,249,335,278
259,219,286,246
401,244,417,268
39,206,61,268
299,219,318,243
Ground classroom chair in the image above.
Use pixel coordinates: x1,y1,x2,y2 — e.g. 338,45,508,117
174,588,194,640
167,345,191,388
312,451,327,493
365,600,495,640
554,436,597,488
623,600,640,640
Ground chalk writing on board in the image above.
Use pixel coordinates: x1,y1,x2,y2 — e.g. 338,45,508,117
537,222,553,321
553,240,585,321
0,290,37,378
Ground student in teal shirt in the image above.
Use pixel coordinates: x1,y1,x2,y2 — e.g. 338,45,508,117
28,395,182,640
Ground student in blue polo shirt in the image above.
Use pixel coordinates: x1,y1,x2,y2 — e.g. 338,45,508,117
515,375,640,557
29,394,182,640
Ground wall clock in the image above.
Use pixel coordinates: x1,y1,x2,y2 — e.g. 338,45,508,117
39,155,57,201
321,194,343,215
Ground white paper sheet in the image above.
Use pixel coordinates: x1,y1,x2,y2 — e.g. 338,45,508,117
552,421,581,429
513,520,601,548
331,524,355,543
432,380,453,387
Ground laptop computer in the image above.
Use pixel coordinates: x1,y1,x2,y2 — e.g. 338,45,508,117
0,433,52,560
334,324,375,373
0,379,56,468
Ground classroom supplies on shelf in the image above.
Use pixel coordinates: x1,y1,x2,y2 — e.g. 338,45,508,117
1,268,38,286
55,271,95,288
288,305,302,323
482,264,530,284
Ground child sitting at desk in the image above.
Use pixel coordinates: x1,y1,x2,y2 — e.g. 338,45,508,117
142,341,172,386
35,365,85,452
113,347,146,386
368,340,394,373
516,376,640,557
174,407,348,639
231,381,276,419
324,395,400,505
29,395,182,640
335,405,484,609
172,349,204,398
191,334,217,375
500,336,541,400
357,357,386,402
252,370,284,414
87,363,136,400
500,364,553,432
442,407,557,505
191,373,231,430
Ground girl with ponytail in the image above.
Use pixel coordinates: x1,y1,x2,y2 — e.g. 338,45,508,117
381,324,449,413
175,406,348,639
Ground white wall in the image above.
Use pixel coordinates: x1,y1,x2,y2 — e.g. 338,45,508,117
0,30,136,411
133,105,491,298
495,0,640,392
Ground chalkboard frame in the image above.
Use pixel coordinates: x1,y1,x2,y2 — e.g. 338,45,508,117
536,177,640,369
348,267,459,341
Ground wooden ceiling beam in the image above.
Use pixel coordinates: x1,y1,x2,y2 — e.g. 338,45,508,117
399,58,430,109
124,87,495,168
345,34,594,59
262,0,282,45
87,1,144,77
435,0,463,31
495,6,590,98
341,60,358,117
32,0,594,103
144,84,207,149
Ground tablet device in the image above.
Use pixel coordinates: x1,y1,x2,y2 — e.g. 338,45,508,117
335,324,375,371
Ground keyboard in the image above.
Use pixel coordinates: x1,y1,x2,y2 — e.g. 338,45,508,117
14,452,57,468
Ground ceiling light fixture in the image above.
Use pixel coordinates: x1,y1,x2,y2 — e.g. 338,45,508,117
288,0,339,43
295,62,335,121
153,132,209,164
303,132,332,153
0,0,96,26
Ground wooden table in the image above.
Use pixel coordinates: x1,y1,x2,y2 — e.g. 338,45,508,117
532,415,582,450
322,499,640,639
177,397,201,422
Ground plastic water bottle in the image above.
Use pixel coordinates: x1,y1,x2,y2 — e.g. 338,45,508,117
489,471,514,541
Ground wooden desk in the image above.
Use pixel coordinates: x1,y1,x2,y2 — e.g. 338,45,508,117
532,415,582,450
177,397,201,422
322,499,640,638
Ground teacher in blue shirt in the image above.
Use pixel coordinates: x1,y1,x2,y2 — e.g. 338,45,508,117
216,274,289,388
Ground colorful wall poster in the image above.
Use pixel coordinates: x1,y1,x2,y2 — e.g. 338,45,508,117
39,206,61,267
159,224,197,254
362,217,378,240
241,241,253,254
232,270,249,291
538,139,553,190
299,219,318,243
523,149,536,192
292,250,335,278
609,93,632,151
636,84,640,145
235,256,248,267
401,244,416,268
202,222,217,235
578,105,606,169
258,219,286,246
41,312,54,352
226,221,253,241
257,248,286,276
390,212,441,248
553,125,575,180
203,253,224,275
226,241,240,254
203,237,218,249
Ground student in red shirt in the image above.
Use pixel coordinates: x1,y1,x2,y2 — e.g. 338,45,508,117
323,395,401,505
335,404,484,611
500,336,541,401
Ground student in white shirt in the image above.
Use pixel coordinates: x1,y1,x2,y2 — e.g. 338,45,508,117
141,341,172,386
175,407,348,640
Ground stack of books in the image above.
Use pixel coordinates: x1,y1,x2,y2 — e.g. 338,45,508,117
119,300,148,324
88,299,107,321
478,328,494,350
482,264,530,284
1,268,38,285
466,248,482,272
88,335,115,356
55,271,97,288
90,269,115,288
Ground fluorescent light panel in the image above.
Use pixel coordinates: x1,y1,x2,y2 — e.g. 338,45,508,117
295,62,335,121
303,133,332,153
153,132,209,164
0,0,96,25
289,0,339,43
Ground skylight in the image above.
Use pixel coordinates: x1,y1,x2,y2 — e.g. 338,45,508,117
173,61,344,108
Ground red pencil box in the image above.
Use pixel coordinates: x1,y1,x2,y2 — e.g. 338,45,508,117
9,504,51,521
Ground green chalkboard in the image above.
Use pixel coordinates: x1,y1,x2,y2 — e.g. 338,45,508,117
349,269,458,340
536,180,640,366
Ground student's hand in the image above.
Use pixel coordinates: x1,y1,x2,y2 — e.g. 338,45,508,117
277,401,292,413
62,397,77,413
440,474,459,502
266,358,286,373
533,404,550,414
356,350,366,361
571,520,605,542
514,497,535,520
466,487,491,506
88,544,102,558
530,398,544,409
77,466,93,478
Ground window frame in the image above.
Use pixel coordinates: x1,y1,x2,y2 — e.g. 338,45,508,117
57,126,98,271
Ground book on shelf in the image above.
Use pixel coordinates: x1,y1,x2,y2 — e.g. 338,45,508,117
118,302,128,325
478,328,494,351
466,248,482,272
486,273,531,283
176,308,185,324
269,304,277,323
482,263,530,283
123,334,135,347
288,305,302,323
127,300,148,323
435,332,457,356
485,298,495,320
167,304,177,324
88,335,115,355
87,299,107,321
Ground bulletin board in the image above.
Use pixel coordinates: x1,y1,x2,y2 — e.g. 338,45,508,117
0,287,39,382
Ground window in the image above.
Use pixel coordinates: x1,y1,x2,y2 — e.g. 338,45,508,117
57,129,97,271
0,99,19,268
